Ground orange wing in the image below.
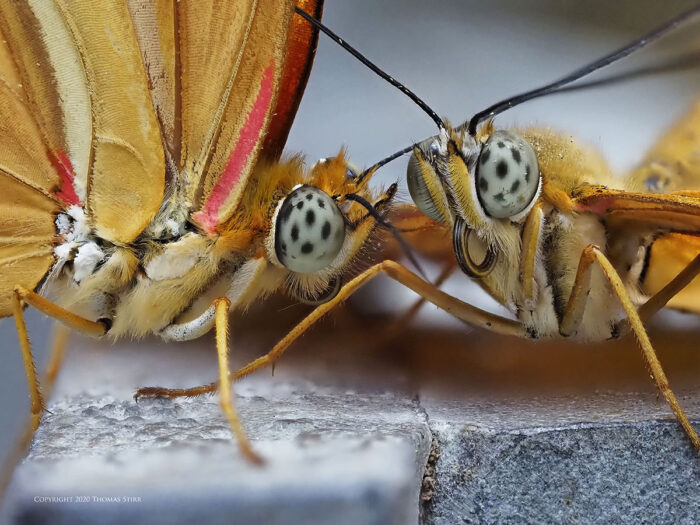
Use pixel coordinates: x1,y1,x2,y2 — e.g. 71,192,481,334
129,1,310,234
0,2,166,314
0,21,61,316
574,98,700,314
572,188,700,233
263,0,324,160
642,233,700,314
0,2,165,245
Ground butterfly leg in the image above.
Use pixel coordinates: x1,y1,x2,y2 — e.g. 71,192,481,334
213,298,263,465
12,286,107,432
234,259,526,380
558,245,700,451
637,254,700,322
0,322,71,503
382,260,456,340
42,323,71,394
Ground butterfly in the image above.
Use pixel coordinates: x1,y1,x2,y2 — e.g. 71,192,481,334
399,8,700,450
223,4,700,453
0,0,410,464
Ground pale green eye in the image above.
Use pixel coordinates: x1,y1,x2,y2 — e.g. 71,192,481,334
407,140,443,222
274,186,345,274
476,131,539,219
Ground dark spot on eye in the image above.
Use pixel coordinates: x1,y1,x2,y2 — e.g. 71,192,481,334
296,201,304,210
282,204,294,222
494,192,505,202
496,161,508,178
291,224,299,242
301,242,314,254
480,148,491,164
511,148,521,164
306,209,315,226
281,242,287,251
306,194,313,201
524,165,531,183
479,177,488,192
510,180,520,192
322,221,331,240
497,141,505,148
317,198,325,209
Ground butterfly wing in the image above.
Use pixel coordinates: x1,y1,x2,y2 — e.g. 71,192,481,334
572,188,700,232
0,2,165,245
642,233,700,314
0,23,61,316
573,98,700,313
0,2,166,314
628,98,700,313
55,2,165,244
263,0,324,160
129,1,318,234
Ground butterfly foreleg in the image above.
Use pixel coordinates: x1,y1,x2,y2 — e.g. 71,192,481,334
234,259,526,381
558,245,700,451
12,286,107,431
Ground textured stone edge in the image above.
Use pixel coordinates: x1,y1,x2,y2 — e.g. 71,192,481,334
421,419,700,525
2,392,433,525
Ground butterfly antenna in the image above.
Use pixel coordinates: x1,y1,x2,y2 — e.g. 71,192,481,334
467,4,700,135
355,143,416,186
295,7,444,130
344,193,428,280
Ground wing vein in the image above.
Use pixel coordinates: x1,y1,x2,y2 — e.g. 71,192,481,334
197,0,260,182
0,167,61,205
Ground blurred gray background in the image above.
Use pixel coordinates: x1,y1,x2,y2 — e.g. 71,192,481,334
1,0,699,473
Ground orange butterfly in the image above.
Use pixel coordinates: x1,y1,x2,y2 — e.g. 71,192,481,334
0,0,403,463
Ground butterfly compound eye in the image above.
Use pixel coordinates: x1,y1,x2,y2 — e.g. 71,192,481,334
407,140,444,222
476,131,539,219
274,185,345,274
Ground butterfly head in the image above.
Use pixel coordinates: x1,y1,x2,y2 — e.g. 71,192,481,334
407,124,542,277
266,152,393,303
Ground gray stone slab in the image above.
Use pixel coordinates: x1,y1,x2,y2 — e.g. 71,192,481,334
420,393,700,524
2,316,700,525
4,392,430,525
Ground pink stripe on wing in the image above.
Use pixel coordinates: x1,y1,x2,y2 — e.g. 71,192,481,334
194,60,276,233
51,150,80,206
